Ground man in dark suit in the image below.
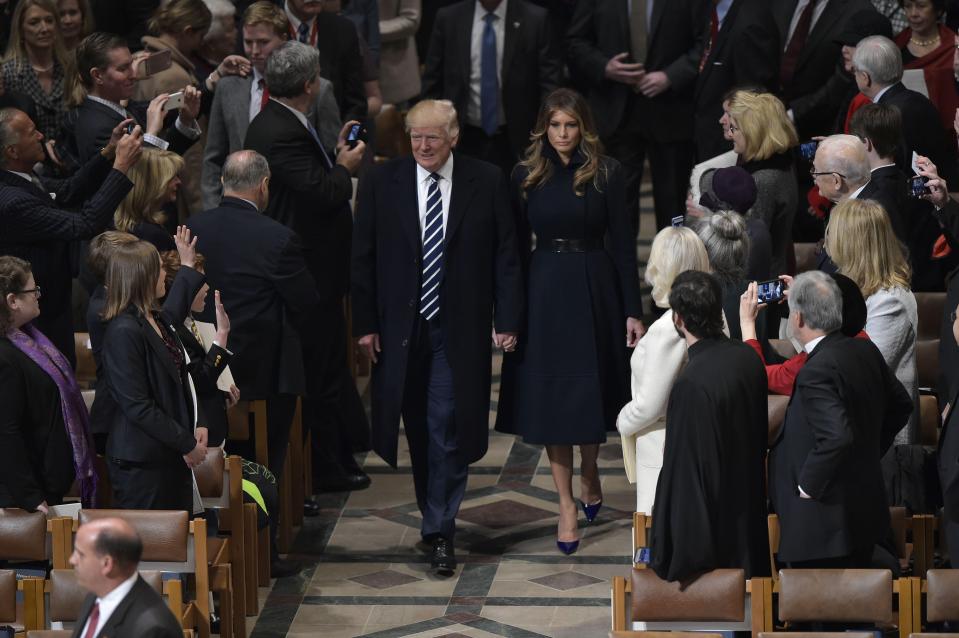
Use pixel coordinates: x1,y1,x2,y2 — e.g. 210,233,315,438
188,150,314,575
244,41,370,492
421,0,562,177
769,271,913,567
940,303,959,563
352,99,523,574
90,0,160,50
852,35,958,184
279,0,368,122
69,517,182,638
693,0,780,161
772,0,875,140
0,108,140,367
567,0,706,234
61,32,202,167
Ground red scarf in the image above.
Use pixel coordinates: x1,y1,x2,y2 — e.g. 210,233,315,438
895,25,959,136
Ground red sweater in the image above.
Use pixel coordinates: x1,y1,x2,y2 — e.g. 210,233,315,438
745,331,869,395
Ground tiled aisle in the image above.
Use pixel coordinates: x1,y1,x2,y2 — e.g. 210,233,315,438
247,191,656,638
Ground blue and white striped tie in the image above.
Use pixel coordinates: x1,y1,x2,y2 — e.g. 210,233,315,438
419,173,444,320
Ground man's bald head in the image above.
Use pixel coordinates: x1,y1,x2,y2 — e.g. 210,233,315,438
813,134,872,201
86,518,143,572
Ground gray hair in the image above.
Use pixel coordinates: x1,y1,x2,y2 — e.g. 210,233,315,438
818,134,871,187
788,271,843,333
201,0,236,43
0,108,22,167
222,150,270,192
689,211,750,285
265,41,320,99
852,35,903,87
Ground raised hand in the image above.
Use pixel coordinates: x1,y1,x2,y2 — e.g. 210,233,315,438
214,290,230,347
174,225,197,269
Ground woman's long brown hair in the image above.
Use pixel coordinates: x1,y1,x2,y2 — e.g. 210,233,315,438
102,241,161,321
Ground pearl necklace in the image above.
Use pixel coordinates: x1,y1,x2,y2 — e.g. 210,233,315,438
910,34,941,47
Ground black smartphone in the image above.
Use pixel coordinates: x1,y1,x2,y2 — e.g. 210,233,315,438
910,175,931,198
347,123,364,148
756,277,787,305
799,141,818,162
126,122,136,134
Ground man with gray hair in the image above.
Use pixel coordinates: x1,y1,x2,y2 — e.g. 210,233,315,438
187,150,318,578
852,35,956,183
769,270,912,568
811,134,872,204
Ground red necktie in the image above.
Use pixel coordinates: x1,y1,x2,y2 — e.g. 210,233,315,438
699,6,719,73
83,602,100,638
259,79,269,112
780,0,818,91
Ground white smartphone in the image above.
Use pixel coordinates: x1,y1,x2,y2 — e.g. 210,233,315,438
163,91,185,111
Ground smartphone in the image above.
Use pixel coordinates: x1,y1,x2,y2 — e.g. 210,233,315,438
910,175,931,198
347,123,364,148
126,122,136,134
756,277,787,305
137,49,172,79
799,140,818,162
163,91,185,112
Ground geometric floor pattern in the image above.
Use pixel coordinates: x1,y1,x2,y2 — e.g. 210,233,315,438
246,191,656,637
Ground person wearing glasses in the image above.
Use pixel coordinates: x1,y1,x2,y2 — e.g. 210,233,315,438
721,90,798,280
0,255,99,512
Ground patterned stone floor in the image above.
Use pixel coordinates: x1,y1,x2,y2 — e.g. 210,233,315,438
244,190,656,637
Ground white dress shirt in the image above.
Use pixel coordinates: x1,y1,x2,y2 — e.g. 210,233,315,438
87,95,200,150
78,572,139,638
873,84,894,103
250,68,265,123
416,155,454,240
785,0,830,50
849,182,869,200
467,0,507,129
715,0,733,27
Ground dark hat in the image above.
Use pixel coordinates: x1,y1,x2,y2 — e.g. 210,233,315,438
830,273,867,337
833,10,893,47
703,166,757,214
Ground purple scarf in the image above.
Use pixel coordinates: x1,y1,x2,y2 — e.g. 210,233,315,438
7,324,98,507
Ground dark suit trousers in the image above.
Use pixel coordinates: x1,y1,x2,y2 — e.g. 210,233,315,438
402,315,468,541
108,459,193,512
457,124,518,179
605,98,695,235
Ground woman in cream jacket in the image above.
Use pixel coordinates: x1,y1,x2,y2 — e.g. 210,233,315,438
617,227,710,514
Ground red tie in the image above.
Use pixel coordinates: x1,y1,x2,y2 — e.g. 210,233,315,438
780,0,818,91
259,79,269,112
83,602,100,638
699,6,719,73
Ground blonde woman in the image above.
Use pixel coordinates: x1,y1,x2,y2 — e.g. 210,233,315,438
826,198,918,443
2,0,74,140
495,88,643,554
723,91,799,278
616,227,710,514
115,148,184,251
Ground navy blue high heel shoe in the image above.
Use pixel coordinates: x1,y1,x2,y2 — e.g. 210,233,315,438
579,499,603,524
556,539,579,555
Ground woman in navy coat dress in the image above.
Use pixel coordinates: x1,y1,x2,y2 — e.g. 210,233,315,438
496,89,643,554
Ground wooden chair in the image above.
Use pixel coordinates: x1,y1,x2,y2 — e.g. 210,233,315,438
611,568,767,637
73,510,214,638
917,340,940,395
632,512,652,568
72,333,96,389
762,569,914,638
373,104,411,162
611,633,724,638
0,509,72,569
1,568,46,635
919,395,941,447
910,568,959,637
915,293,946,342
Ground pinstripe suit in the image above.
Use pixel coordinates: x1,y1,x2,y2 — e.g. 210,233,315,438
0,154,133,366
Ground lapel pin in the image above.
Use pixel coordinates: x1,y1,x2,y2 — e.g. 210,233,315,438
513,21,520,28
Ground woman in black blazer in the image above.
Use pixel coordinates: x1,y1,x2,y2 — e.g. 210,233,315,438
0,255,98,510
101,239,220,511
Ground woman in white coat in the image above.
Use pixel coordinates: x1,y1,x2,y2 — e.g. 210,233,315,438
617,227,710,514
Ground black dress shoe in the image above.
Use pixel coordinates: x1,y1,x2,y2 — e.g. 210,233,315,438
303,498,321,516
313,471,371,493
430,537,456,576
270,558,301,578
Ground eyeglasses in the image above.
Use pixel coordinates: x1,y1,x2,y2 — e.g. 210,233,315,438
17,286,40,298
809,168,847,179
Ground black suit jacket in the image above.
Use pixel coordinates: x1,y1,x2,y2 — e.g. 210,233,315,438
0,154,132,362
71,575,182,638
102,267,205,465
187,197,320,399
772,0,875,139
244,100,354,303
0,337,76,510
877,82,959,185
566,0,707,140
352,154,523,466
769,332,913,563
860,165,907,240
693,0,780,160
421,0,561,156
61,97,197,167
941,385,959,522
90,0,160,50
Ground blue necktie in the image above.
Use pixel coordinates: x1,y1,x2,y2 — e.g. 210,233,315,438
480,13,498,136
420,173,444,320
306,121,333,169
298,22,310,43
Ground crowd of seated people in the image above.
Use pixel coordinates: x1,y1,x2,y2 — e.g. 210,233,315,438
3,1,959,630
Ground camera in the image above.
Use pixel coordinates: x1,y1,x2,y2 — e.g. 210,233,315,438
910,175,931,198
347,123,365,149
